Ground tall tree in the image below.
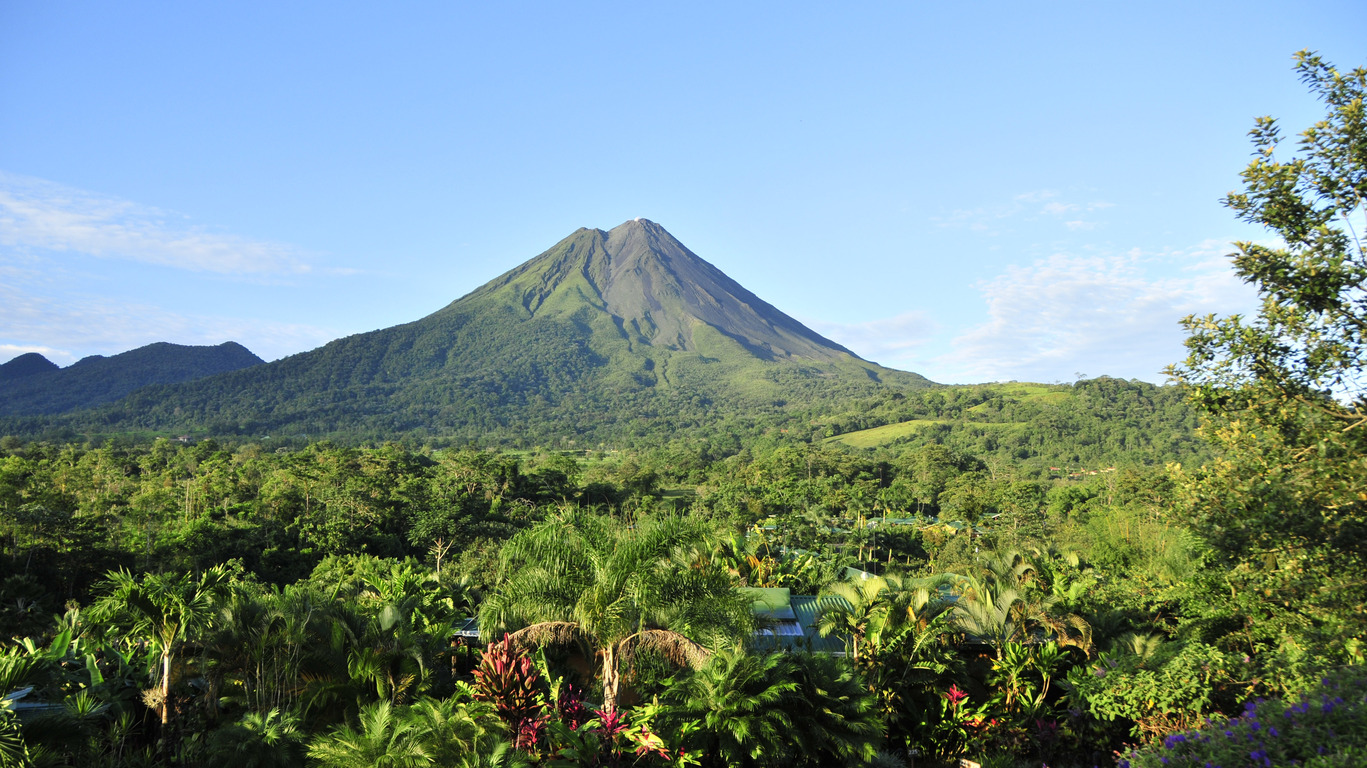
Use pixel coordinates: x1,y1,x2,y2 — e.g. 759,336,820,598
1168,51,1367,664
90,564,235,726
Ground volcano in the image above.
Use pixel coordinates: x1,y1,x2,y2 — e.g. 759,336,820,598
11,220,931,444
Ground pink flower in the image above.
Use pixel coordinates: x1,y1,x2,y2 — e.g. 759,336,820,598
943,684,968,705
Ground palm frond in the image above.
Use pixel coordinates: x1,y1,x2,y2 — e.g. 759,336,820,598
621,628,711,669
506,621,584,649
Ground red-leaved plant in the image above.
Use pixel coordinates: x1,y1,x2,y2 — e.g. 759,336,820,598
473,634,549,750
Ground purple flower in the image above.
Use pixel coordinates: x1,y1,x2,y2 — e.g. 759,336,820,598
1249,721,1261,732
1268,726,1279,737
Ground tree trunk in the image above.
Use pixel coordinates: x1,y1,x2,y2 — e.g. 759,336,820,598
161,651,172,725
601,645,620,715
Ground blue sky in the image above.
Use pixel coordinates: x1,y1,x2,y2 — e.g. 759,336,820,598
2,2,1363,384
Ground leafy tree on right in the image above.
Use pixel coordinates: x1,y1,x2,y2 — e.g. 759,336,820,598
1168,51,1367,684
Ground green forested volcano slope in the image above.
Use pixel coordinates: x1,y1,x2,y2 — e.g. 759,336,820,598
7,220,930,445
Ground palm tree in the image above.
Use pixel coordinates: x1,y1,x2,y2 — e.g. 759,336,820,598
784,653,881,764
661,649,881,767
815,574,956,662
814,576,893,663
306,700,430,768
90,564,235,726
479,512,751,714
204,708,306,768
951,574,1031,659
951,551,1093,659
408,695,518,766
307,697,522,768
660,649,798,767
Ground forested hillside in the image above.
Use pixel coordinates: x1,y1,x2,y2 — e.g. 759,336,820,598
823,377,1207,468
0,342,263,416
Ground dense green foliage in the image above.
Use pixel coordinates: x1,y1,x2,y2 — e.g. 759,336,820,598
0,431,1310,766
0,354,59,382
1168,50,1367,686
823,377,1208,469
0,342,263,417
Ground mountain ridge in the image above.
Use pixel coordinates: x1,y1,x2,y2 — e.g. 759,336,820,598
0,342,264,416
3,221,931,445
0,353,60,383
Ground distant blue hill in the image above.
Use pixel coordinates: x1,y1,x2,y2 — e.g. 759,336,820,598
0,342,264,416
0,353,60,383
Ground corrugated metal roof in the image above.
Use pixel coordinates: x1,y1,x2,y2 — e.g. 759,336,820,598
742,587,849,654
791,596,849,654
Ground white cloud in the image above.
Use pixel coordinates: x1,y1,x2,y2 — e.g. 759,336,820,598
1042,202,1078,215
805,311,938,368
934,239,1259,384
0,343,68,361
0,172,318,276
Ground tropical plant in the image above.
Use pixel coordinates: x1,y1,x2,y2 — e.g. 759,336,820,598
814,574,955,662
472,635,548,750
409,694,513,767
659,649,798,767
950,552,1092,659
89,563,236,726
1118,666,1367,768
783,652,882,764
478,512,751,713
306,700,431,768
204,708,306,768
0,707,29,768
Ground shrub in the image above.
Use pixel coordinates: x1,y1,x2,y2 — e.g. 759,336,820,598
1119,667,1367,768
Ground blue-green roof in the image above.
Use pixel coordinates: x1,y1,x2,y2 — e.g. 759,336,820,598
741,586,848,654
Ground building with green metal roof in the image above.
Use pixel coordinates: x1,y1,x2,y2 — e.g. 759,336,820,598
741,586,848,654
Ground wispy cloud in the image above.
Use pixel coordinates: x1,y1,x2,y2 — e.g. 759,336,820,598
934,239,1260,384
805,311,938,367
935,189,1115,233
0,343,67,361
0,283,339,364
0,171,321,276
